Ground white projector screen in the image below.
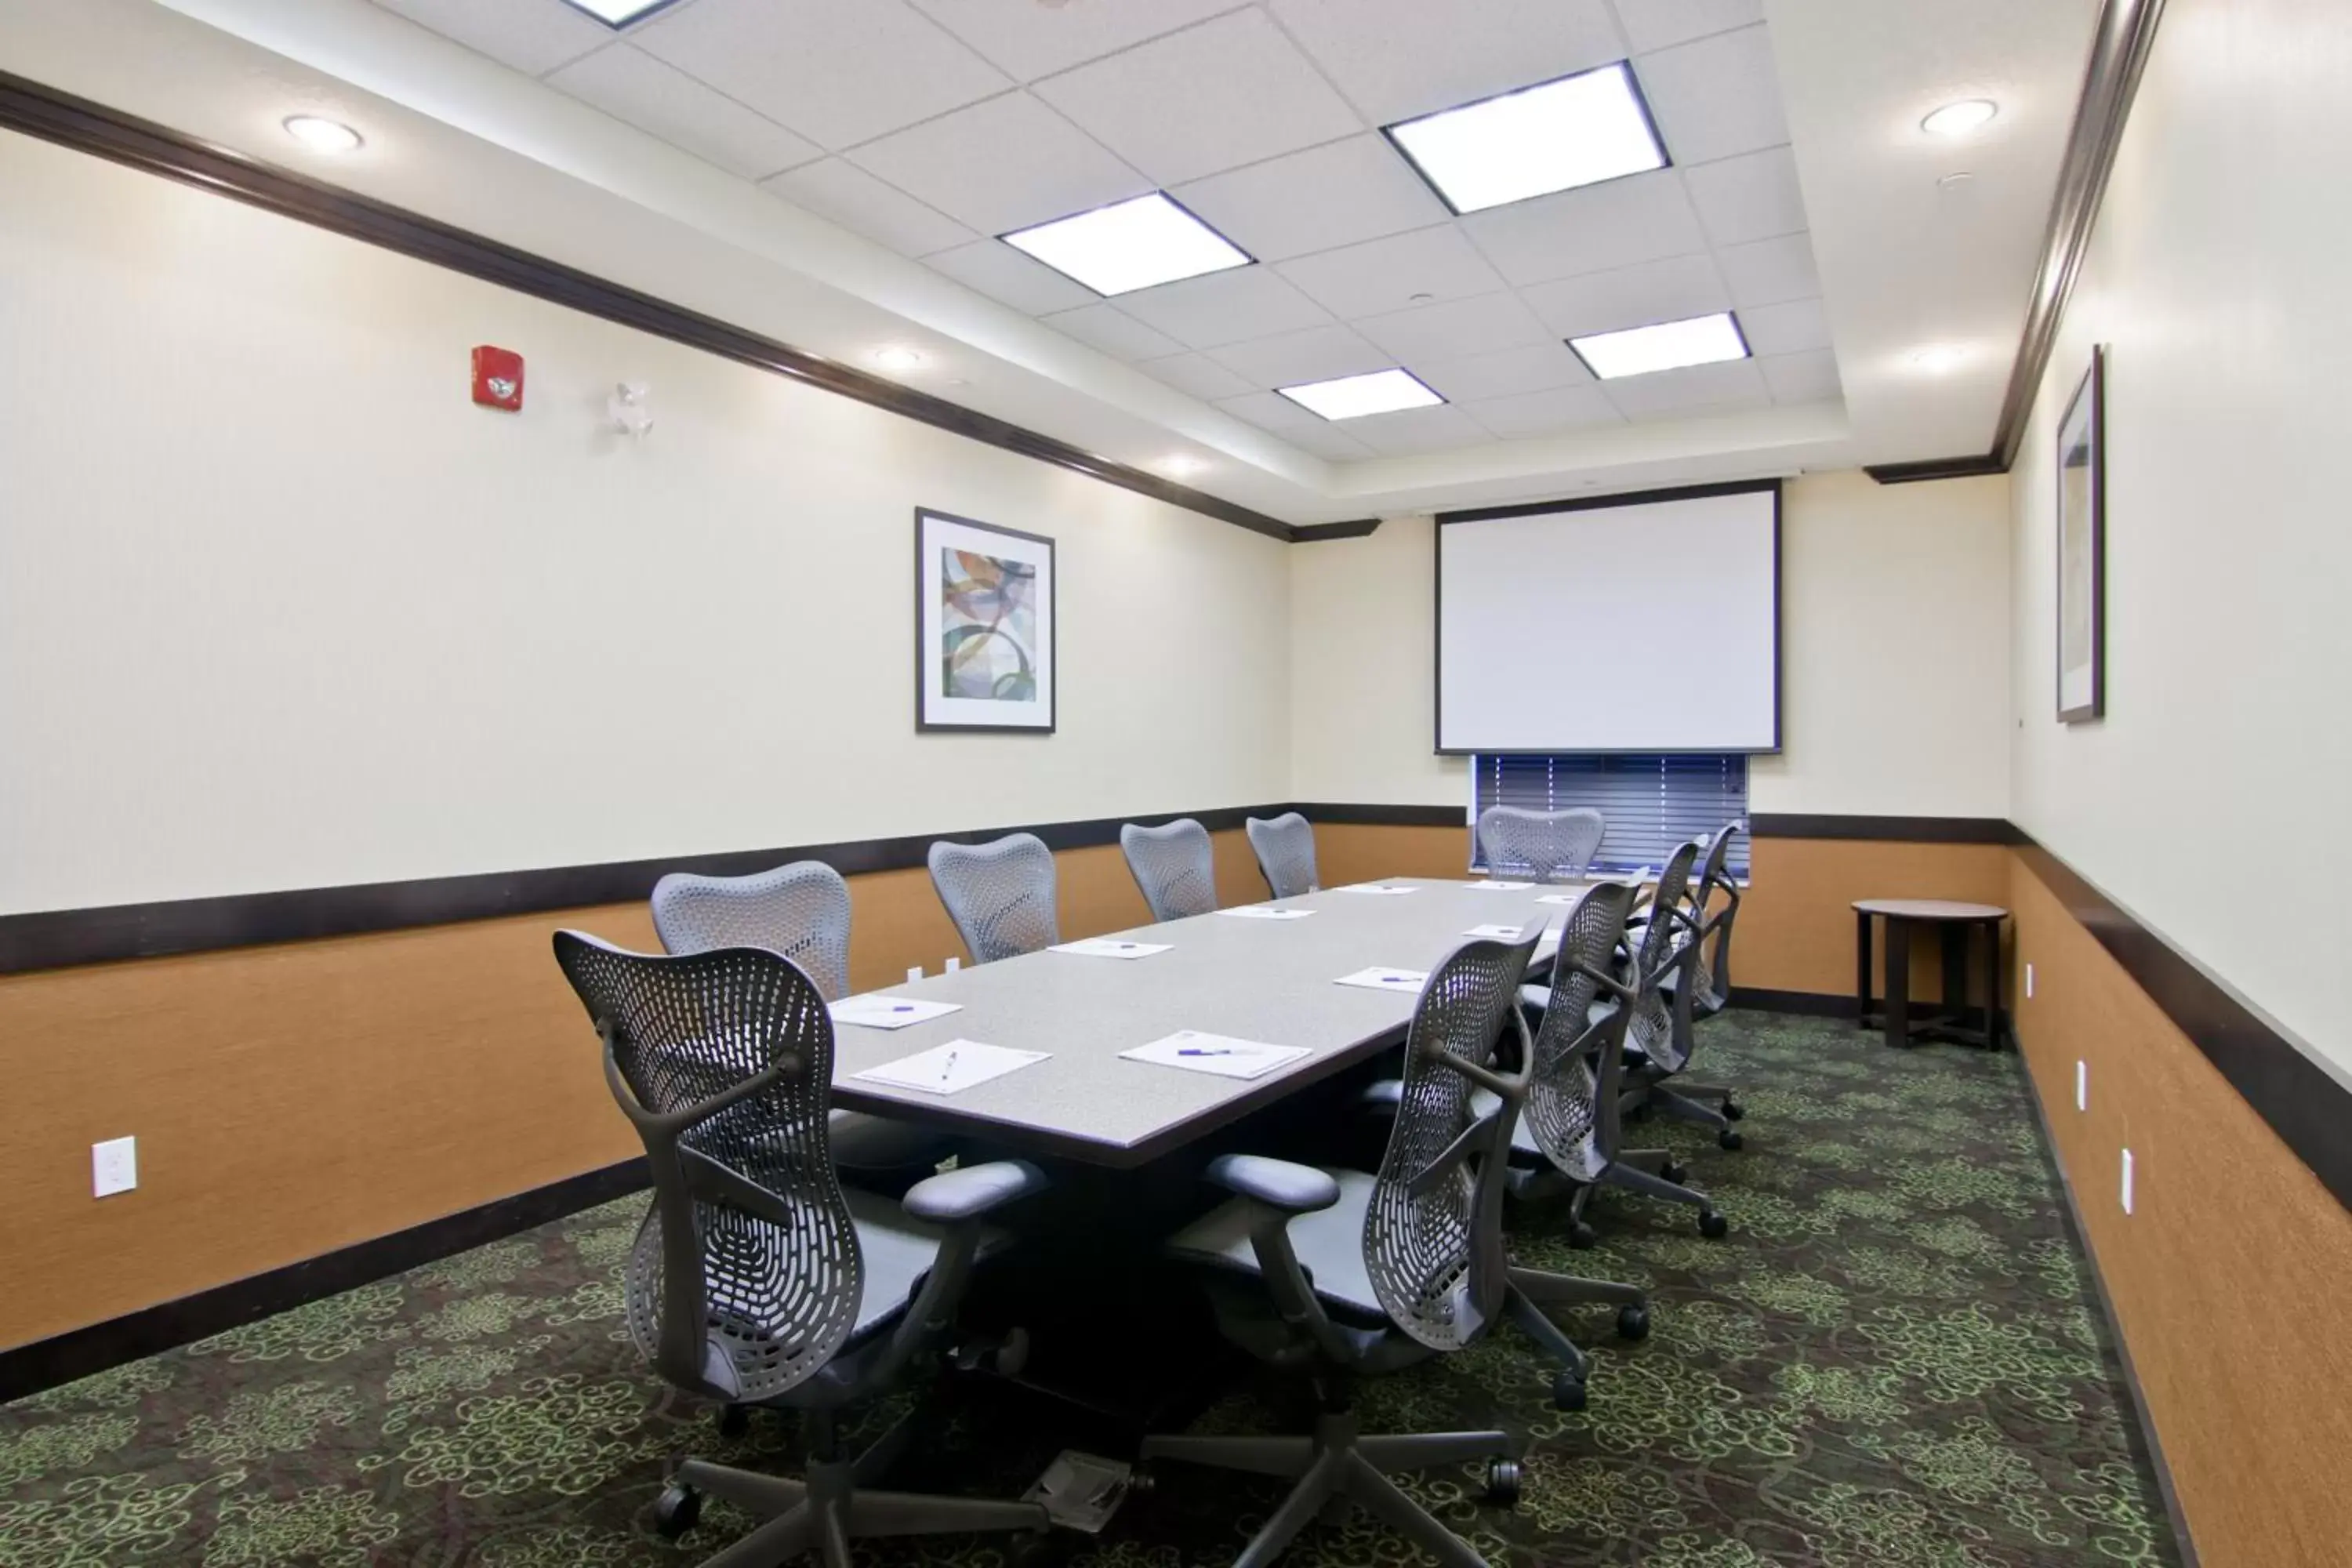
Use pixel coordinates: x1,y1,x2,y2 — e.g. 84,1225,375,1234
1436,485,1780,753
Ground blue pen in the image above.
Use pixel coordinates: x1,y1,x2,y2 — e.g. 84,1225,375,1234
1178,1047,1240,1057
891,1004,914,1013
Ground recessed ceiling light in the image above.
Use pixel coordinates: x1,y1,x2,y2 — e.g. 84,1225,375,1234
1568,313,1750,379
1001,193,1250,297
1385,61,1668,215
873,346,924,372
1278,368,1444,421
1909,345,1967,373
557,0,684,25
281,115,362,155
1158,455,1206,477
1922,99,1998,138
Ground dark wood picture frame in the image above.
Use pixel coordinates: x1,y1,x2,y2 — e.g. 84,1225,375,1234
2055,347,2107,724
914,508,1057,735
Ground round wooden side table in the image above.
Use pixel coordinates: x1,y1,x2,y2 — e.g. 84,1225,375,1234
1853,898,2009,1049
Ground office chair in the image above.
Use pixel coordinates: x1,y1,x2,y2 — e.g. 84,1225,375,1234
1140,929,1548,1568
1650,822,1748,1127
1475,805,1605,884
551,931,1053,1568
927,833,1060,964
1120,818,1219,922
652,861,953,1180
1618,839,1744,1151
1243,811,1319,900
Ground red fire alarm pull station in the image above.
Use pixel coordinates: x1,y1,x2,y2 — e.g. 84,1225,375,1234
471,345,524,411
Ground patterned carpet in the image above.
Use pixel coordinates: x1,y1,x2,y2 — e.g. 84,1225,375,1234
0,1011,2177,1568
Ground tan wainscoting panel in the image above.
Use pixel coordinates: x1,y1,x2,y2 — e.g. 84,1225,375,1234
1740,837,2012,1000
2009,856,2352,1568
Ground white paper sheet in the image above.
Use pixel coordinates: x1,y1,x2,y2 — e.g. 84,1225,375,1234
1215,906,1316,920
1120,1030,1309,1081
827,996,964,1031
1535,892,1588,906
851,1040,1047,1095
1335,884,1417,895
1461,924,1539,939
1465,880,1534,891
1048,938,1172,960
1334,967,1428,993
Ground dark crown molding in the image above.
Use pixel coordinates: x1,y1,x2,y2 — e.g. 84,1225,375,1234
1288,518,1383,542
1862,453,2010,486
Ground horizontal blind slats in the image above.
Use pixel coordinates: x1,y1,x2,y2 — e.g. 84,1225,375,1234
1474,753,1750,877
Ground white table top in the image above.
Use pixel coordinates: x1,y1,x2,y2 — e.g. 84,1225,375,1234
1853,898,2008,920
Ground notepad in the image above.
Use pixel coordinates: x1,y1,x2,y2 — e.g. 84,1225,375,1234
1465,880,1534,891
1337,884,1417,895
1049,938,1171,960
852,1040,1047,1095
1216,906,1316,920
1535,892,1589,907
828,996,963,1031
1121,1029,1309,1081
1461,924,1537,939
1335,967,1428,993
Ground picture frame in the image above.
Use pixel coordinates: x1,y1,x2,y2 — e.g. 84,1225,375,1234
2055,346,2106,724
915,508,1056,734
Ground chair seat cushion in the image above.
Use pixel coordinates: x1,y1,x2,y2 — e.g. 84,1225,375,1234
843,1187,1008,1340
829,1109,952,1172
1166,1167,1385,1319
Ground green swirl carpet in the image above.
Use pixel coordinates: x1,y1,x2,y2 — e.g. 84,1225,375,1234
0,1012,2177,1567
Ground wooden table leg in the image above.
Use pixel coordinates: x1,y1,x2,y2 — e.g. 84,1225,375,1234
1855,910,1873,1032
1983,917,2002,1049
1884,916,1911,1048
1940,922,1967,1034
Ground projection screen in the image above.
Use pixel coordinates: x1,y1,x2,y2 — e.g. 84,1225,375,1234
1436,483,1780,753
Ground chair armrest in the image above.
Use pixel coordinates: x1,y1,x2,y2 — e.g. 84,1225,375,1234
1359,1079,1403,1116
902,1160,1050,1224
1205,1153,1339,1214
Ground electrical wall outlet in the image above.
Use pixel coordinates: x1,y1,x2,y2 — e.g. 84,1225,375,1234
2120,1148,2135,1215
906,965,923,983
2075,1060,2088,1112
946,956,961,974
2025,962,2035,999
93,1136,138,1198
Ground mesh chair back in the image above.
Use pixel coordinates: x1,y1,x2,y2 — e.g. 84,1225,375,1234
1120,818,1218,922
1690,823,1743,1014
552,932,861,1406
651,860,853,1000
1245,812,1319,900
1363,928,1540,1352
928,833,1061,964
1522,881,1640,1181
1624,837,1706,1073
1476,806,1606,884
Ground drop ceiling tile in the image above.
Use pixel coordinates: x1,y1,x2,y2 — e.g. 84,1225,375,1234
847,92,1149,234
1115,267,1334,350
1283,423,1381,460
1717,232,1821,307
368,0,611,76
1040,303,1187,361
1268,0,1623,124
633,0,1010,148
1208,325,1395,388
1135,352,1258,401
905,0,1246,81
1410,342,1594,402
1033,9,1363,186
1276,226,1507,319
1633,25,1788,166
1683,145,1807,245
1462,384,1623,438
1600,357,1769,419
1341,404,1490,456
924,239,1099,313
1761,348,1842,403
544,45,822,180
1613,0,1765,54
1172,136,1446,263
1356,292,1552,361
1520,252,1730,339
1737,296,1830,357
1213,390,1376,457
763,159,978,256
1461,170,1707,287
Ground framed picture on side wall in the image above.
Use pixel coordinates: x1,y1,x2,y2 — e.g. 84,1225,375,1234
916,508,1056,733
2056,346,2106,723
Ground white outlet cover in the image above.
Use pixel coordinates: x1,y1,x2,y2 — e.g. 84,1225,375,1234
906,965,924,983
2121,1147,2134,1214
946,956,961,973
93,1135,138,1197
2075,1060,2088,1112
2026,963,2035,999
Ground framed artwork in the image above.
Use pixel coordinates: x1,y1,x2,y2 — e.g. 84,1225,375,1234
916,508,1056,733
2055,346,2106,724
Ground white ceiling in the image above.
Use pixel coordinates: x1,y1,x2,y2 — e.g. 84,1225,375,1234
5,0,2103,523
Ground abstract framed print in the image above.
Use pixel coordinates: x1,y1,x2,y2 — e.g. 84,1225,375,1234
2056,346,2106,724
916,509,1056,733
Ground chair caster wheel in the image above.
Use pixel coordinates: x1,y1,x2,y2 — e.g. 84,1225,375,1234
1616,1304,1650,1341
1008,1528,1061,1567
652,1482,702,1539
1698,1210,1729,1240
1718,1129,1744,1152
1551,1370,1588,1412
1722,1099,1745,1122
715,1403,750,1439
1567,1220,1598,1250
1660,1159,1689,1185
1484,1457,1523,1508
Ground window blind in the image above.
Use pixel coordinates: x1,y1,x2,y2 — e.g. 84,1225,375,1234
1471,754,1750,878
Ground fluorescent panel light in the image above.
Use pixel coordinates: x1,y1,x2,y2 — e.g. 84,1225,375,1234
1002,194,1250,297
1278,368,1444,421
1386,62,1667,214
1569,313,1750,379
560,0,681,24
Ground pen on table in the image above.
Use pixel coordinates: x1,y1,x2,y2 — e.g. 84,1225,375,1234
891,1004,914,1013
938,1048,958,1083
1178,1047,1244,1057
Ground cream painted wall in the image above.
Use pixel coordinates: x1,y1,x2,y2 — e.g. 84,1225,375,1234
2007,0,2352,1078
1288,474,2011,818
0,129,1290,913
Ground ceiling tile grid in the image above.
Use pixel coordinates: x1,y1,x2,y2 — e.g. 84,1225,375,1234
368,0,1846,455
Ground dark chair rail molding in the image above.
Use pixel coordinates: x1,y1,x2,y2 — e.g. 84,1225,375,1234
0,70,1305,543
1748,815,2025,844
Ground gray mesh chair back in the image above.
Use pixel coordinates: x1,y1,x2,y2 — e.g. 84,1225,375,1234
1522,881,1641,1181
1245,811,1319,899
1691,823,1744,1014
651,860,852,1000
552,931,861,1405
1363,927,1541,1352
1624,837,1707,1073
1120,818,1218,922
1476,805,1606,884
927,833,1060,964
